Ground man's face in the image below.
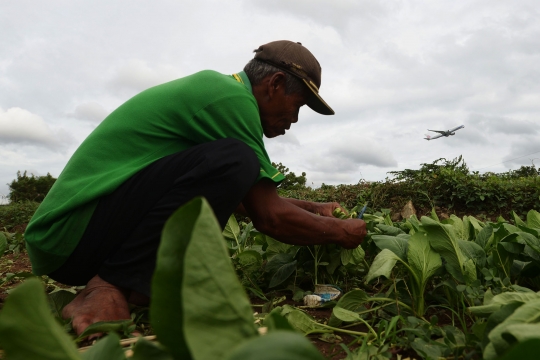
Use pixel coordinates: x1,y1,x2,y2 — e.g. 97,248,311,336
259,86,309,138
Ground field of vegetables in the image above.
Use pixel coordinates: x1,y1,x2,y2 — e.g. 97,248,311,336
1,159,540,359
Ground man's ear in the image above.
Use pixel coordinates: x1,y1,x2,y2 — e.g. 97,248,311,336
267,72,286,98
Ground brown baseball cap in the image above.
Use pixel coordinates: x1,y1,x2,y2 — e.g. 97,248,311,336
253,40,335,115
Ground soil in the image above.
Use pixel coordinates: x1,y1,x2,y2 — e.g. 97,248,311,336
0,252,33,306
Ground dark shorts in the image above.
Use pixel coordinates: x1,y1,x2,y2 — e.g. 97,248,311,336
48,138,259,297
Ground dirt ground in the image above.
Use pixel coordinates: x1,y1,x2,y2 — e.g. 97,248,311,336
0,252,33,305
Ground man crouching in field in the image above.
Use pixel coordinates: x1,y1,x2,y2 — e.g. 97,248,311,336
25,40,366,337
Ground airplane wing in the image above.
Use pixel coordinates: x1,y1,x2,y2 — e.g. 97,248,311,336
427,129,446,134
449,125,465,132
425,134,443,140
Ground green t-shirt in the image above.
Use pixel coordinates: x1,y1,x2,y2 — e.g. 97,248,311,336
25,70,284,275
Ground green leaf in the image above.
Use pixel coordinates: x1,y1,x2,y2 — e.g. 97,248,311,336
0,278,81,360
421,216,475,284
283,308,332,335
469,291,540,317
407,232,442,314
265,236,293,258
450,215,466,239
527,210,540,229
269,260,297,288
482,302,524,351
372,235,409,262
0,232,7,256
225,331,325,360
265,309,295,332
222,215,240,243
332,307,362,322
351,246,366,265
458,240,486,268
265,253,294,273
376,224,404,236
487,299,540,358
365,249,401,283
151,198,257,360
237,250,262,269
475,225,493,249
340,247,352,265
131,337,173,360
76,320,133,342
502,323,540,346
495,338,540,360
411,338,446,359
512,211,527,228
81,333,126,360
48,290,77,321
328,290,369,327
430,207,440,222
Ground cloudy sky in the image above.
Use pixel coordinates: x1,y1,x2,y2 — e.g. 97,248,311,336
1,0,539,201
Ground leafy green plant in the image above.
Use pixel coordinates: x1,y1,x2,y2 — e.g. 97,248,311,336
0,198,325,359
365,231,441,316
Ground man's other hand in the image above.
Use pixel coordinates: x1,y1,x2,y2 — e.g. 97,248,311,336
315,202,347,217
339,219,367,249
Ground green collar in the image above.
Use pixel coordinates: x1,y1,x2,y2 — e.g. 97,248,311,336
232,71,252,93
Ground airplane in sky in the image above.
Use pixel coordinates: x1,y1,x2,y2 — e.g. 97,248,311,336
424,125,465,140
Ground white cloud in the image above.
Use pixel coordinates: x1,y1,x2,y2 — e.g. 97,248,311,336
0,107,74,150
108,59,184,94
69,102,109,123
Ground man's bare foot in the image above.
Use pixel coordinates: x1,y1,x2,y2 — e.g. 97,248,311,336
62,275,132,338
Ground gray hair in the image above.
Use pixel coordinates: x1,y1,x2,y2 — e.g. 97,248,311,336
243,59,307,95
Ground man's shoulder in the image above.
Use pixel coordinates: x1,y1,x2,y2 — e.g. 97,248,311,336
189,70,247,92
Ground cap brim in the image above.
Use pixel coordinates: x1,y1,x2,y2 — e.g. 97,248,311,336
302,79,334,115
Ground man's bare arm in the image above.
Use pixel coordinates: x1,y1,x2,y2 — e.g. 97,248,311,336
241,179,365,248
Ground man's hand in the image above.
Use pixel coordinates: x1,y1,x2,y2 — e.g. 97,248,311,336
313,202,347,217
339,219,367,249
242,179,367,248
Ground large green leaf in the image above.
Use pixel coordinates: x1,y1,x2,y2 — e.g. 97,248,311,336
0,232,7,256
222,214,240,242
47,290,76,322
351,245,366,265
469,291,540,317
151,197,257,360
328,290,369,327
475,225,493,250
283,308,332,335
520,232,540,257
0,278,81,360
421,216,475,284
225,331,325,360
265,236,293,258
407,232,442,296
458,240,486,269
482,302,524,351
365,249,402,283
527,210,540,229
372,235,409,262
501,323,540,347
376,224,404,236
131,337,173,360
450,215,466,240
76,320,133,342
269,260,297,288
495,338,540,360
486,299,540,359
80,333,126,360
512,211,527,227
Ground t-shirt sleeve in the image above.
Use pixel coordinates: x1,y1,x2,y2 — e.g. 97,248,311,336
187,92,285,183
